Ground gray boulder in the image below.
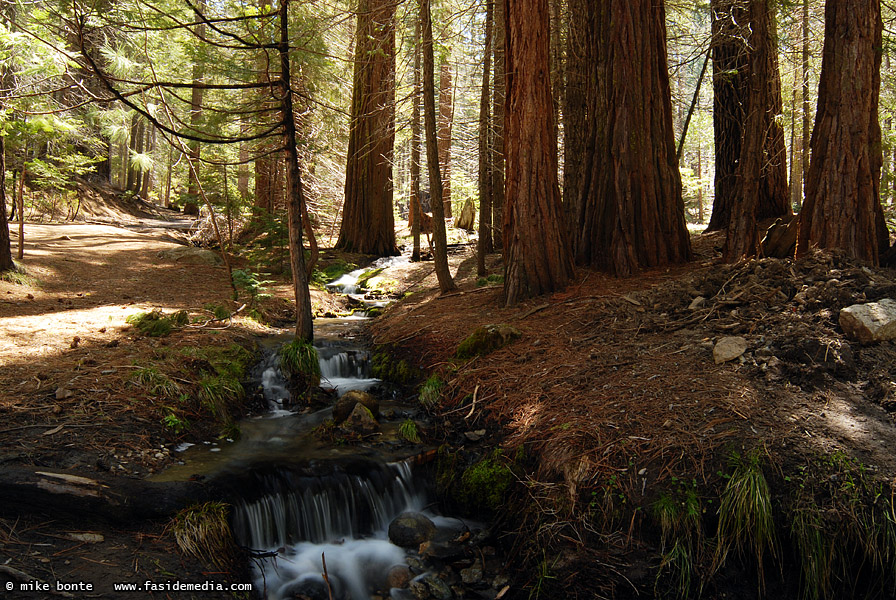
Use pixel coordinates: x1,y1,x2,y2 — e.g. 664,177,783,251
839,299,896,344
388,512,436,548
713,336,748,364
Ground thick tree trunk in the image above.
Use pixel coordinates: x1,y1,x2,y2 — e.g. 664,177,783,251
724,0,790,260
798,0,884,264
800,0,810,204
410,17,423,262
437,62,453,218
563,0,590,248
549,0,563,153
278,0,314,341
502,0,573,306
421,0,456,292
577,1,691,276
337,0,398,256
708,0,789,234
477,0,494,277
491,0,506,251
0,137,14,272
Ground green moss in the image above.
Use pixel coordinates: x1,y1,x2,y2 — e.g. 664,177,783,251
311,261,357,288
355,267,385,289
0,264,36,285
371,348,418,384
458,450,515,513
456,324,521,359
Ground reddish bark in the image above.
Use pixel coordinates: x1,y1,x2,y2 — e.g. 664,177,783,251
502,0,573,306
337,0,398,256
577,1,691,276
797,0,884,264
437,63,453,218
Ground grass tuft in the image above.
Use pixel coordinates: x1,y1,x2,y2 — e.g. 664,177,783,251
419,374,444,409
170,502,236,571
398,419,421,443
279,339,321,386
126,309,188,337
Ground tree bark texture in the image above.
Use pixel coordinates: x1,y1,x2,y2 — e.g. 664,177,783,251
410,16,423,262
0,137,14,272
438,62,454,218
798,0,884,264
708,0,789,234
491,0,506,251
576,1,691,277
563,0,591,246
502,0,573,306
478,0,494,277
184,0,206,217
279,0,314,341
337,0,398,256
420,0,456,292
724,0,790,260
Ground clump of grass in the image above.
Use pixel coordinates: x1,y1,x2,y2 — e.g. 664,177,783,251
419,374,444,409
198,374,241,421
170,502,236,571
279,339,321,386
712,450,777,592
131,366,181,398
476,274,504,287
399,419,421,443
126,309,188,337
0,264,35,285
653,478,704,599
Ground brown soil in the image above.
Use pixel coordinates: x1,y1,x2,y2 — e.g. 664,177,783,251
3,200,896,599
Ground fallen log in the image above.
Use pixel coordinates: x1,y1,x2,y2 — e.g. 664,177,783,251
0,466,219,523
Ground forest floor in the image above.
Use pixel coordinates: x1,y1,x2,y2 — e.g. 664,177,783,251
2,192,896,598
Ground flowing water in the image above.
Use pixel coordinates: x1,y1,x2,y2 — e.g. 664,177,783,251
157,286,455,599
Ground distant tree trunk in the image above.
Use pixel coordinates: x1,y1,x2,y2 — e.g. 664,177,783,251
420,0,456,292
697,143,704,224
798,0,884,264
477,0,494,277
184,0,205,216
140,125,155,199
563,0,590,246
491,0,506,251
410,16,423,262
437,62,453,218
708,0,789,235
725,0,790,260
577,1,691,276
125,114,143,193
789,57,802,209
0,137,14,272
503,0,573,306
278,0,313,342
237,137,250,202
337,0,398,256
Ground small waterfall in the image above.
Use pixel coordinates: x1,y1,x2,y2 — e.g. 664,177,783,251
252,347,291,412
232,462,426,600
232,461,422,548
317,343,379,395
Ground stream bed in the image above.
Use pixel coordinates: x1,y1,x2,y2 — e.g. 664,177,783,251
156,276,505,600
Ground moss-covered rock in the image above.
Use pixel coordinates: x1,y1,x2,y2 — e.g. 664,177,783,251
371,348,419,384
456,324,521,359
333,390,379,423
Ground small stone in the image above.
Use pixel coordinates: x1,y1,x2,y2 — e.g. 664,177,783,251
688,296,707,310
333,390,379,423
463,429,486,442
389,512,436,548
55,387,74,400
70,336,80,349
460,563,483,585
713,336,748,364
387,564,411,589
346,403,379,434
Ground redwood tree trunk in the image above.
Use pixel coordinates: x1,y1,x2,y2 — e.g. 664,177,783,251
577,1,691,276
724,0,790,260
798,0,884,264
708,0,789,234
184,0,205,217
0,137,14,272
337,0,398,256
563,0,590,245
491,0,506,251
477,0,493,277
502,0,573,306
437,62,453,218
410,16,423,262
420,0,456,292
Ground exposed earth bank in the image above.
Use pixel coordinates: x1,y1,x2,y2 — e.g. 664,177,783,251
2,210,896,599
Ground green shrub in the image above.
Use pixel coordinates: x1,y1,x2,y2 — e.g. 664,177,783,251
126,309,189,337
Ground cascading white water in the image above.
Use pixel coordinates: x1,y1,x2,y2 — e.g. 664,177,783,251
317,344,379,395
234,462,426,600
